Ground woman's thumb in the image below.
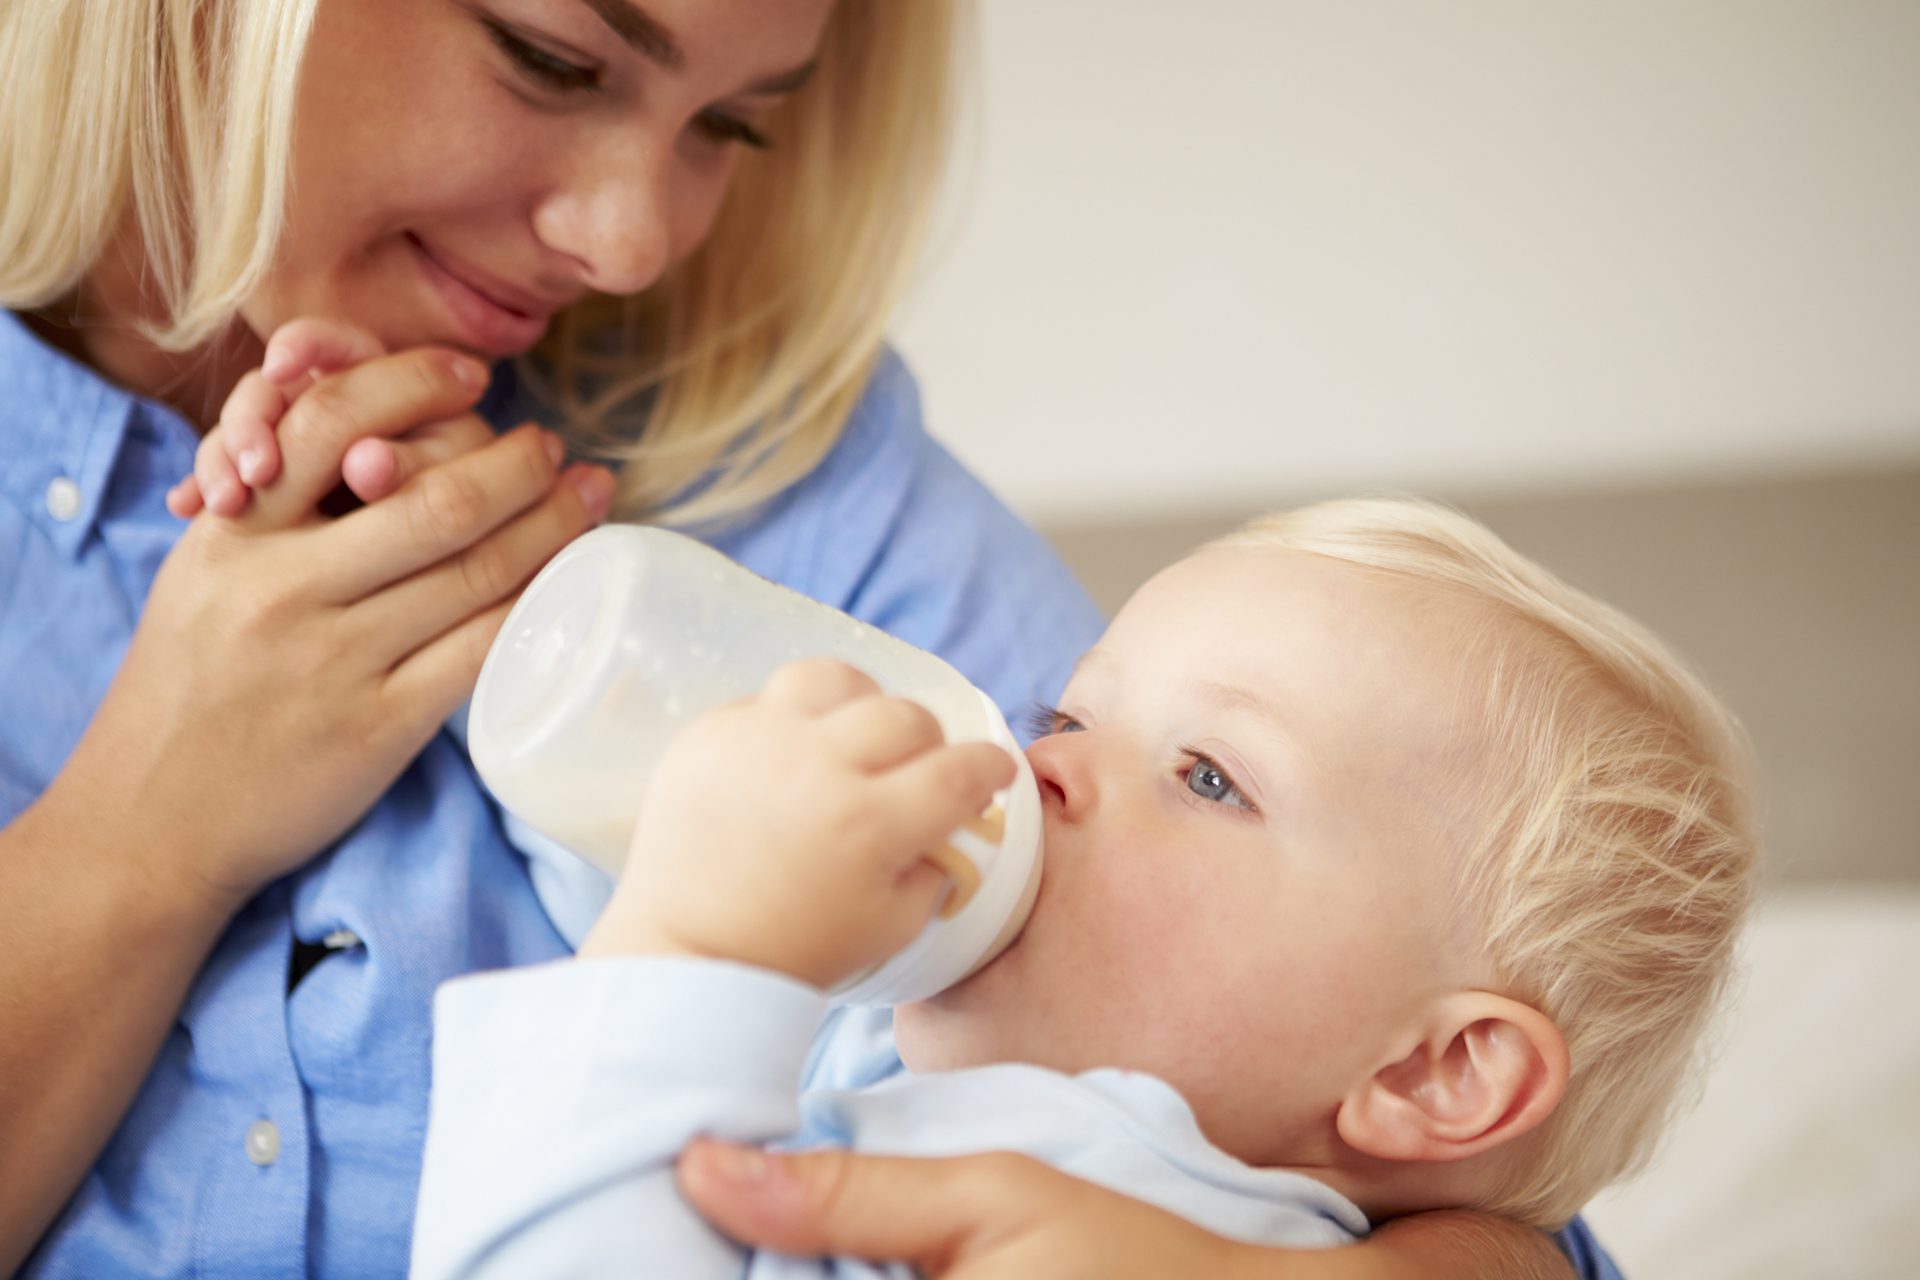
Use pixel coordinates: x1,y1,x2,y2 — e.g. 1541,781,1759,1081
677,1139,1021,1270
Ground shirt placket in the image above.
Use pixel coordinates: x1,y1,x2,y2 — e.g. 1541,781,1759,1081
180,884,312,1278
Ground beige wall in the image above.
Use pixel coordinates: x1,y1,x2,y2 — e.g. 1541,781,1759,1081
896,0,1920,520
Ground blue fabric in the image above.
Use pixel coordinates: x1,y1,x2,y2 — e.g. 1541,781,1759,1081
0,311,1104,1279
413,957,1367,1278
1558,1216,1626,1280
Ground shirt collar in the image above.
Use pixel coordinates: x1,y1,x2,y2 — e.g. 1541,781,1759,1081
0,309,194,557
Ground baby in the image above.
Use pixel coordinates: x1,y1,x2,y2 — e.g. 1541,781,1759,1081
181,344,1754,1277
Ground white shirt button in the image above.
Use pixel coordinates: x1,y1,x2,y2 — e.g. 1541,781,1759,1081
321,928,362,950
245,1119,281,1167
44,477,81,522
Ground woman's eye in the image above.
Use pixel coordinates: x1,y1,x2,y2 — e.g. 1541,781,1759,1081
487,22,601,92
1025,703,1085,739
695,111,772,151
1184,755,1253,811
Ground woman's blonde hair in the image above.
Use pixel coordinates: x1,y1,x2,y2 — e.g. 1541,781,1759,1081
1214,498,1757,1229
0,0,963,526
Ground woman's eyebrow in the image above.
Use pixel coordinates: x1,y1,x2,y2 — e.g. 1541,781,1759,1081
577,0,816,96
579,0,684,69
743,61,818,97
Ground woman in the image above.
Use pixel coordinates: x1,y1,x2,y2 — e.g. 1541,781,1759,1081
0,1,1608,1275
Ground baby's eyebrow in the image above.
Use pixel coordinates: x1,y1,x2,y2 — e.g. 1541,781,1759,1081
1191,680,1318,780
1193,678,1267,719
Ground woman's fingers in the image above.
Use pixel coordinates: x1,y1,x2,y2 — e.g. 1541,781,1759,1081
676,1143,1244,1279
679,1143,992,1268
380,597,519,731
347,455,611,661
310,423,609,602
245,347,489,529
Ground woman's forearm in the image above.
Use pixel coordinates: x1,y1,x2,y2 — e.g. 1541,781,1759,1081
0,779,237,1273
1227,1210,1575,1280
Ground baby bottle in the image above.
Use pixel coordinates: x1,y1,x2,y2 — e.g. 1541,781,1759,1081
467,525,1043,1006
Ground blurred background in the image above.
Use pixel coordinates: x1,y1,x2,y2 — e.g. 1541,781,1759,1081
892,3,1920,1276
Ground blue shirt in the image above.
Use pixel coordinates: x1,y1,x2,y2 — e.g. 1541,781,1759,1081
0,310,1620,1278
0,311,1103,1278
411,958,1368,1278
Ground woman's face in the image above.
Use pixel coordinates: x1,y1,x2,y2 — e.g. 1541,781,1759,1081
244,0,836,358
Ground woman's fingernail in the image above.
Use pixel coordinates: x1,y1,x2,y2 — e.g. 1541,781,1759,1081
543,431,566,469
567,466,614,521
451,355,490,391
237,448,265,485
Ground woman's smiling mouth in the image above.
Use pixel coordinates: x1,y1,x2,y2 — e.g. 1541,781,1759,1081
406,232,558,357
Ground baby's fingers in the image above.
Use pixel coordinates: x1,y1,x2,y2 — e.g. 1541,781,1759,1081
191,371,286,515
262,317,388,388
879,742,1019,856
341,414,511,506
191,431,245,516
214,370,292,493
342,438,400,503
165,476,207,519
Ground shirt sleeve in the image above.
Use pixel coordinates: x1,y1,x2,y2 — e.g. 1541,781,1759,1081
410,957,831,1280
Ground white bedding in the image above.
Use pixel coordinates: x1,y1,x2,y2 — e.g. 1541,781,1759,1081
1582,885,1920,1279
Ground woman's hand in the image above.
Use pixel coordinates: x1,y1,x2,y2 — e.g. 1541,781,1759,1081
677,1141,1577,1280
678,1141,1245,1277
55,345,614,912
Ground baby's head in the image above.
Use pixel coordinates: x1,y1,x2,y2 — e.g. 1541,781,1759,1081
896,497,1754,1228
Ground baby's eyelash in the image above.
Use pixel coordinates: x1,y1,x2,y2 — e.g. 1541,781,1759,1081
1176,745,1259,814
1026,701,1066,739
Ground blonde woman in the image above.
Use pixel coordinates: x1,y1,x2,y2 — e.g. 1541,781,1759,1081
0,2,1609,1277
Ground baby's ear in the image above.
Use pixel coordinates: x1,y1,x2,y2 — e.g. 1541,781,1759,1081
1335,993,1568,1164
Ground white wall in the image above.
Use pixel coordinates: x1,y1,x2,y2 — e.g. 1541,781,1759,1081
893,1,1920,522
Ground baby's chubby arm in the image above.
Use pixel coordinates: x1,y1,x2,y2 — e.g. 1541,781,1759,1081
579,656,1017,988
411,660,1013,1279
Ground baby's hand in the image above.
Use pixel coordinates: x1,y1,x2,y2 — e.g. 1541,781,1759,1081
165,319,394,518
579,659,1017,990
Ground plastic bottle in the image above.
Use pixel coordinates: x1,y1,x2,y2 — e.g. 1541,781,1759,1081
468,525,1043,1006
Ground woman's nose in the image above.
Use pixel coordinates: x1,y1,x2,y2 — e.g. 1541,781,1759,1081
533,142,676,297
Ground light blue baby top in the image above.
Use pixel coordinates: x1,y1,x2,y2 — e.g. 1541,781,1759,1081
412,957,1369,1278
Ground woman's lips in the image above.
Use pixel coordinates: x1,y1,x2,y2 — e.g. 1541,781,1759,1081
406,233,553,357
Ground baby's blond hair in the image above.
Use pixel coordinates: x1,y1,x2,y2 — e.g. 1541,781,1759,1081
1214,497,1756,1228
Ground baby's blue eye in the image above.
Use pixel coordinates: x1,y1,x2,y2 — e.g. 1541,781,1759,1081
1185,756,1251,810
